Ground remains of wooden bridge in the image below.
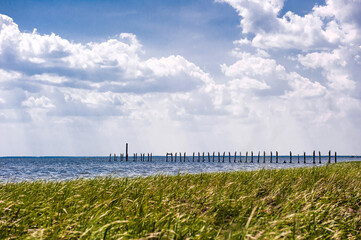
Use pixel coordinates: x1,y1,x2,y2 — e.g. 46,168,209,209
109,143,338,164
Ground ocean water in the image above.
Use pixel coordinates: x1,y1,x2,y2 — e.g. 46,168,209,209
0,155,360,182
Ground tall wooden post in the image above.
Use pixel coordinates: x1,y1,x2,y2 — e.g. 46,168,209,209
240,152,242,163
335,152,337,163
234,151,237,163
202,152,205,162
263,151,266,163
270,151,272,163
304,152,306,164
297,154,300,163
257,151,260,163
198,152,201,162
148,153,150,162
276,151,278,163
193,152,195,162
245,151,248,163
109,153,112,162
328,150,331,164
313,150,315,164
319,151,321,164
228,152,231,162
289,151,292,163
213,152,215,162
126,143,129,162
175,152,177,162
218,152,221,162
184,152,186,162
171,153,173,162
166,153,168,162
222,152,225,162
208,152,211,162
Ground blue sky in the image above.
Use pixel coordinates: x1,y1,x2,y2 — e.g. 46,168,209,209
0,0,360,155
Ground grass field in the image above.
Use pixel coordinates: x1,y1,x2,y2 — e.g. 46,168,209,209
1,162,360,239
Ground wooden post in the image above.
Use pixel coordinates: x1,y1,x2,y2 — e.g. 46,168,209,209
109,153,112,161
218,152,220,162
270,151,272,163
148,153,150,162
151,153,152,162
335,152,337,163
135,153,137,162
234,151,237,163
175,152,177,162
240,152,242,163
222,152,225,162
245,151,248,163
319,151,321,164
171,153,173,162
263,151,266,163
166,153,168,162
276,151,278,163
208,152,211,162
213,152,215,162
313,150,315,164
121,153,124,161
328,150,331,164
202,152,205,162
304,152,306,164
184,152,186,162
289,151,292,163
257,151,260,163
251,151,254,163
198,152,200,162
193,152,195,162
297,154,300,163
126,143,129,162
228,152,231,162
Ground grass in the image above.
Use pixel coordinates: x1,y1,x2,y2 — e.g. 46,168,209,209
0,162,360,239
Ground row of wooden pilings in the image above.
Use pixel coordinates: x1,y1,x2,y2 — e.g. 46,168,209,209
109,153,153,162
165,151,337,164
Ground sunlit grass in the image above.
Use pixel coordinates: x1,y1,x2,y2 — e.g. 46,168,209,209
1,162,360,239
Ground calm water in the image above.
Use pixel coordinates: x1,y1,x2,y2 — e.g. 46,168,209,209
0,155,360,182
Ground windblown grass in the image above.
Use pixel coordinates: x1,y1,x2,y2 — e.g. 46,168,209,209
1,162,360,239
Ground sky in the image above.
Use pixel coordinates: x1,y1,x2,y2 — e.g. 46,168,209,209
0,0,360,156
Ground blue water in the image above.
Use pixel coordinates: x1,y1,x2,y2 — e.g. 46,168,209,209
0,155,360,182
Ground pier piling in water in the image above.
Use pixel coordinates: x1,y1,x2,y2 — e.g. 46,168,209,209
228,152,231,162
258,151,260,163
335,152,337,163
251,151,254,163
222,152,225,162
319,151,321,164
290,151,292,163
313,151,316,164
270,151,272,163
263,151,266,163
126,143,129,162
304,152,306,164
208,152,211,162
328,150,331,164
245,151,248,163
234,151,237,163
276,151,278,163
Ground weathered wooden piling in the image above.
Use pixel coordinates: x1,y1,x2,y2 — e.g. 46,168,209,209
234,151,237,163
218,152,221,162
175,152,177,162
222,152,225,162
263,151,266,163
150,153,152,162
208,152,211,162
193,152,195,162
228,152,231,162
202,152,205,162
240,152,242,163
134,153,137,161
213,152,215,162
109,153,112,162
245,151,248,163
148,153,150,162
276,151,278,163
335,152,337,163
166,153,168,162
313,150,315,164
198,152,201,162
319,151,321,164
297,154,300,163
289,151,292,163
304,152,306,164
171,153,173,162
270,151,272,163
327,150,330,163
257,151,260,163
184,152,186,162
126,143,129,162
251,151,254,163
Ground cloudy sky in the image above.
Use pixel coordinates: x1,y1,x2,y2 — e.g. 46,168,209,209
0,0,360,156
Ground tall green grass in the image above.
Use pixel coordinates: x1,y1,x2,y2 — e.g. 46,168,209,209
1,162,360,239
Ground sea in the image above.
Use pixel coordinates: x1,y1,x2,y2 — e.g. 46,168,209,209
0,155,360,182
